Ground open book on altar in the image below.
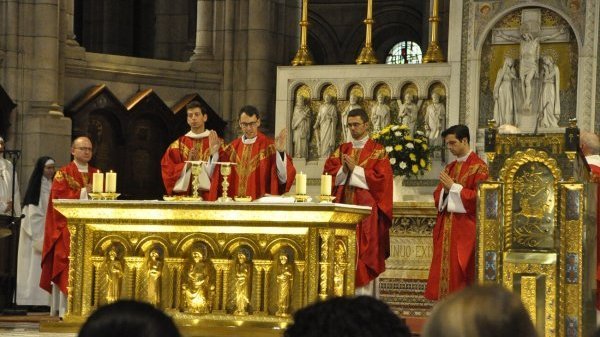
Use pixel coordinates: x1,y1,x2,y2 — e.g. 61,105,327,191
255,194,304,203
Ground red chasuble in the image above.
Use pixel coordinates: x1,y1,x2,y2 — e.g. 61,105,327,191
161,134,220,201
224,132,295,200
40,161,98,294
424,152,488,300
587,159,600,309
323,139,393,287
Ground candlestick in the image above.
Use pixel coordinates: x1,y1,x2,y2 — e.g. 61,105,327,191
295,172,307,195
320,173,332,196
105,170,117,193
92,171,104,193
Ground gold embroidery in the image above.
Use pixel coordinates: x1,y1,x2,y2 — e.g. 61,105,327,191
234,143,277,197
63,171,82,190
439,213,452,298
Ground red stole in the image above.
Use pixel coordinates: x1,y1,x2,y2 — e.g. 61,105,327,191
40,161,98,294
323,139,393,287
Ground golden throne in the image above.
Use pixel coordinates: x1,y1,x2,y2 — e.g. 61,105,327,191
477,120,596,337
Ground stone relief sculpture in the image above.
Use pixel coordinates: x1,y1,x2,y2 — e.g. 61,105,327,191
314,94,338,158
146,247,163,307
275,252,293,317
495,25,566,110
233,250,251,315
341,94,361,141
424,93,445,147
397,92,422,132
182,245,215,314
104,246,123,303
493,57,517,126
371,94,391,132
539,56,560,128
291,95,312,158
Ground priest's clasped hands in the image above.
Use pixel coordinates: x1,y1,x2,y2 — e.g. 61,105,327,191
342,154,356,173
439,171,455,191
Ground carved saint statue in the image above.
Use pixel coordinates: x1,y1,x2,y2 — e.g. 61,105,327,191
233,251,251,315
539,55,560,128
424,93,446,147
104,246,123,303
146,247,163,307
182,245,214,314
371,94,391,132
314,94,338,158
275,253,293,317
291,95,312,158
495,25,566,109
341,94,361,141
397,92,422,133
493,57,517,126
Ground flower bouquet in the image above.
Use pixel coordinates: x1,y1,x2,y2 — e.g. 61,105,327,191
372,124,432,177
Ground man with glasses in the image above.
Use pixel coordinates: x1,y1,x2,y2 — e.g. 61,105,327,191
40,136,99,317
161,101,221,200
323,108,393,296
223,105,296,200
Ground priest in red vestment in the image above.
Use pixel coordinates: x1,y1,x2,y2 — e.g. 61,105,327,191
425,125,489,300
580,131,600,309
223,105,295,200
40,136,99,316
323,108,393,294
161,101,222,200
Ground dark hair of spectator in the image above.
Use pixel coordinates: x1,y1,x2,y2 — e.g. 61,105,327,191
284,296,411,337
78,300,181,337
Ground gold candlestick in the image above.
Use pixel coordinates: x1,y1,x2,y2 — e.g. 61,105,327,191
423,0,445,63
356,0,378,64
292,0,314,66
218,163,233,202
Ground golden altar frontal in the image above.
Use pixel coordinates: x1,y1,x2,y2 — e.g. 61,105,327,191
41,201,370,335
478,124,596,337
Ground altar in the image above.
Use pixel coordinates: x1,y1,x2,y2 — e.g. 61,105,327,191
40,201,370,336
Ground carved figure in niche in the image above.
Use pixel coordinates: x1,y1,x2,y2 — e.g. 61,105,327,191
233,250,251,315
182,245,215,314
371,94,391,132
333,242,347,297
425,93,446,147
291,95,312,158
495,25,566,109
341,94,361,141
397,92,422,133
146,247,163,307
314,94,338,158
539,55,560,128
275,252,293,317
493,57,517,126
104,246,123,303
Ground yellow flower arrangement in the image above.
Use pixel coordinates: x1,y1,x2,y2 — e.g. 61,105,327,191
372,124,432,177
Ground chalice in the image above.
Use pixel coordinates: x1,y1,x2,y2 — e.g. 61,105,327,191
216,162,236,202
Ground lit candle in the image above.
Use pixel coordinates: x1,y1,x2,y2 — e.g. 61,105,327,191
295,171,307,195
105,170,117,193
320,173,332,196
92,171,104,193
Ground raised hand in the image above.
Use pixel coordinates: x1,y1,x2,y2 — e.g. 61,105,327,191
208,130,221,155
275,128,288,152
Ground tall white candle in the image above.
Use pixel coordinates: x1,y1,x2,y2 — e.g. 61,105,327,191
105,170,117,193
295,172,307,195
320,173,332,196
92,171,104,193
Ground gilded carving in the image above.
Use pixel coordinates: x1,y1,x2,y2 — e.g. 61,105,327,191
232,249,252,315
275,251,293,317
103,245,124,303
181,243,215,314
333,240,347,297
145,246,164,307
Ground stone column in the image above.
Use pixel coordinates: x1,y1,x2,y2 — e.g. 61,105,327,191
246,0,274,131
64,0,78,46
190,0,214,60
